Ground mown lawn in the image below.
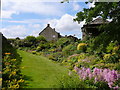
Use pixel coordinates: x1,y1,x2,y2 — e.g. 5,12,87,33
18,50,69,88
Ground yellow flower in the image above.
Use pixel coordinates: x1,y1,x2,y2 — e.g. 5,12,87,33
11,59,16,61
76,64,79,67
78,59,81,62
113,46,119,52
103,54,111,60
6,68,10,72
5,62,10,65
18,79,24,83
0,78,2,82
77,43,87,50
11,71,16,75
112,53,116,55
5,53,11,55
68,60,71,62
72,69,76,72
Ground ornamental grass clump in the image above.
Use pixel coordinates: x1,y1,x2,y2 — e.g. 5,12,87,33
74,66,120,89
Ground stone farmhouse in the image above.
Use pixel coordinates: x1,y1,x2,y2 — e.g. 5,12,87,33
81,17,109,40
39,24,61,41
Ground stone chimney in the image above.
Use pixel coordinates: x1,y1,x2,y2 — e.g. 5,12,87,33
47,24,50,27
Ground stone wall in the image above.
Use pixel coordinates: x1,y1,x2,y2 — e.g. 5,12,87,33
39,24,60,41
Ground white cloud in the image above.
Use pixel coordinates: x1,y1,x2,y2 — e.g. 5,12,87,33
88,2,95,8
1,10,18,18
48,14,85,38
1,13,85,39
73,2,81,11
1,25,28,38
0,24,43,38
6,19,51,24
2,0,64,18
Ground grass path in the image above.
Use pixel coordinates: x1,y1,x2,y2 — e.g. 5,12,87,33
18,50,69,88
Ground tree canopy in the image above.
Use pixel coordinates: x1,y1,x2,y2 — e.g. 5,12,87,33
25,36,36,42
74,1,120,53
74,2,120,24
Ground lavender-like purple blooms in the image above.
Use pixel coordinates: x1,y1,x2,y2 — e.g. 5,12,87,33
73,66,120,89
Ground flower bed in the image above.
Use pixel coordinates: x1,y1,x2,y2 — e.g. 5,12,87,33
74,66,120,89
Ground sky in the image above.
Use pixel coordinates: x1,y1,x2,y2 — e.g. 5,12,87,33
0,0,95,39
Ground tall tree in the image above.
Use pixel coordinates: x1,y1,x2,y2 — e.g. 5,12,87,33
73,1,120,51
74,2,120,24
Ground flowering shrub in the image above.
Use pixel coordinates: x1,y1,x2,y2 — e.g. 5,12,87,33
77,55,98,68
2,35,25,89
103,54,111,60
74,66,120,89
113,46,120,52
77,43,87,50
2,53,25,89
0,78,2,87
104,41,120,63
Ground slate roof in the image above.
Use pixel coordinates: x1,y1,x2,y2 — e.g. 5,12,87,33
39,24,59,35
89,17,109,24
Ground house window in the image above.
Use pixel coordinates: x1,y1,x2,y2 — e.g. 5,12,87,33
53,35,56,38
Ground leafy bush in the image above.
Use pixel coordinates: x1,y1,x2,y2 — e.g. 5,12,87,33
32,51,36,54
36,35,47,42
103,41,120,63
56,37,71,49
47,54,56,61
25,36,36,42
96,62,120,70
2,54,25,89
77,43,87,52
36,42,50,51
2,35,25,89
77,55,98,68
62,44,76,56
53,73,88,88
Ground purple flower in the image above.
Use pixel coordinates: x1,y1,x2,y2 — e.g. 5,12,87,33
74,66,79,72
93,68,100,76
88,73,93,80
73,66,120,89
94,77,98,83
108,82,113,88
86,68,91,75
113,85,120,90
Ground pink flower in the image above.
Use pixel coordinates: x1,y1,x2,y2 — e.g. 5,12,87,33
86,68,91,75
113,85,120,90
73,66,120,89
108,82,113,88
94,77,98,83
93,68,100,76
74,66,79,72
89,73,93,80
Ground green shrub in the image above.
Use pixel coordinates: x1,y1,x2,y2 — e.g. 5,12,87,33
2,35,25,89
47,55,56,61
25,36,36,42
36,42,50,51
32,51,36,54
56,37,71,48
36,35,47,42
53,73,87,88
62,44,76,56
77,43,87,53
